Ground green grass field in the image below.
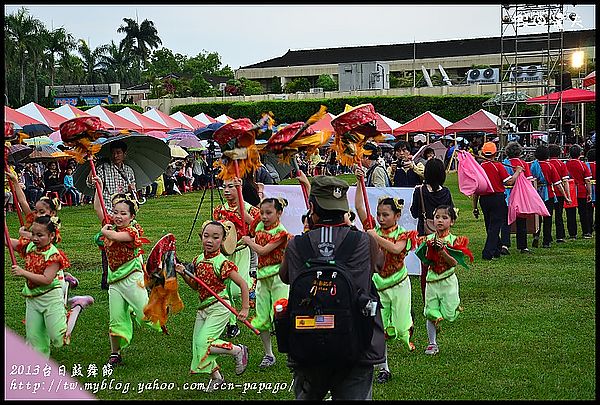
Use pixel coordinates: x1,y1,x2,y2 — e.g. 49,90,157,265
4,172,596,400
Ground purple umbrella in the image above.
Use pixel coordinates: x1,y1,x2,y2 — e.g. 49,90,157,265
170,137,204,149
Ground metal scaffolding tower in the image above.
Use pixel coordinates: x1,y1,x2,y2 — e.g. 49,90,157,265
499,4,566,148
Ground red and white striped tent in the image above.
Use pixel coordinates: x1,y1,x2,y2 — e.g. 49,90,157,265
116,107,170,132
171,111,206,129
86,105,143,131
53,104,91,119
16,102,67,129
214,113,234,123
5,106,44,127
143,107,192,130
375,113,403,133
193,112,217,125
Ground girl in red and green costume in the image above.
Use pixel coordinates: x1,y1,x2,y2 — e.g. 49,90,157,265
242,197,291,368
355,177,419,384
93,180,161,366
9,215,93,358
175,221,250,389
415,205,473,356
212,177,260,338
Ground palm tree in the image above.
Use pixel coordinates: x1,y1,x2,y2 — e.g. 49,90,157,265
57,53,85,84
117,18,162,73
28,24,50,103
5,7,41,104
46,27,76,87
78,39,109,84
98,40,135,86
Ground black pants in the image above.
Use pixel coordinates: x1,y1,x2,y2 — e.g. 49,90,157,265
513,217,528,250
566,198,592,236
480,193,508,259
553,196,567,240
534,199,555,246
101,249,109,289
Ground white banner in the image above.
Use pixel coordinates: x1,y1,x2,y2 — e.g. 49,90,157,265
262,184,422,276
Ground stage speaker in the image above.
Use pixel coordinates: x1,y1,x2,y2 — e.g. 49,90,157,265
555,72,573,91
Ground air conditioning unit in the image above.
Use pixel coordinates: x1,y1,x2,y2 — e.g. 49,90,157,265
467,68,500,84
509,65,543,82
309,87,324,93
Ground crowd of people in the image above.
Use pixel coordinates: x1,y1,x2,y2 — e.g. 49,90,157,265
5,128,596,400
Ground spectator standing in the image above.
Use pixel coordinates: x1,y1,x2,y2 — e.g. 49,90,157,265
472,142,522,260
279,175,385,400
502,142,535,253
391,141,423,187
547,144,571,243
529,145,570,248
361,142,390,187
565,144,593,239
22,163,44,208
585,148,596,233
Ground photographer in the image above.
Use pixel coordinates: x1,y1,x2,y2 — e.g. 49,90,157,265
391,141,424,187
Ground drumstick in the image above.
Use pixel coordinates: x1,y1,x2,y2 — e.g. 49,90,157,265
181,267,260,335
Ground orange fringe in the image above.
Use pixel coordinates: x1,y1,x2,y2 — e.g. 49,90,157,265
216,145,261,181
143,277,184,327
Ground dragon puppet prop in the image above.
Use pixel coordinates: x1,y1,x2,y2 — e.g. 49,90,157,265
212,114,274,235
331,103,387,228
59,116,110,222
143,233,184,334
264,105,330,207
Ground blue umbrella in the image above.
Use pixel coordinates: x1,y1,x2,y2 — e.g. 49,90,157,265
193,122,224,140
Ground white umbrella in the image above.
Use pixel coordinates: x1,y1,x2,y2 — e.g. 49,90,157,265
169,144,188,159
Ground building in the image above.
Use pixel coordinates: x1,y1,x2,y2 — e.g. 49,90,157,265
234,29,595,91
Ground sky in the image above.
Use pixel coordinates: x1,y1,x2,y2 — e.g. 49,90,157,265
4,4,596,70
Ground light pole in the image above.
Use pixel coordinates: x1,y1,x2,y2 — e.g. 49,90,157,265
571,50,585,140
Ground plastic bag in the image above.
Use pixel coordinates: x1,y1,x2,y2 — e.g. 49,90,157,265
456,150,494,197
507,172,550,224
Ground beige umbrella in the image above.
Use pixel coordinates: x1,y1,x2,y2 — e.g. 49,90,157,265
169,144,188,159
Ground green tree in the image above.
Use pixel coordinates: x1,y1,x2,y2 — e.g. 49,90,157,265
78,39,109,84
182,51,232,77
316,74,337,91
98,40,135,86
283,77,310,93
29,24,50,103
117,18,162,72
270,76,282,94
56,53,86,85
239,77,263,95
46,27,76,87
5,7,42,104
189,74,215,97
146,48,186,78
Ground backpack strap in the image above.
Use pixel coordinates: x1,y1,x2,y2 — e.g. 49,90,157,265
295,227,361,265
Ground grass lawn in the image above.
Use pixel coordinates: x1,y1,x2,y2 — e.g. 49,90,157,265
4,172,596,400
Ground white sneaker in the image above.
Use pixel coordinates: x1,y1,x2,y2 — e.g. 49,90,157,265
424,344,439,355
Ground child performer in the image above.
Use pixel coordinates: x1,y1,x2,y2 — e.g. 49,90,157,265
8,215,94,358
354,170,418,384
213,177,261,339
414,206,473,356
175,221,250,389
6,169,79,295
92,177,161,366
241,197,291,368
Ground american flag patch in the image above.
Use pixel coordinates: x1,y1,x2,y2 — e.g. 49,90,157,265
314,315,335,329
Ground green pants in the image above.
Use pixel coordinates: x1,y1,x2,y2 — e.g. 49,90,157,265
190,301,233,374
108,271,160,349
379,276,413,349
423,273,460,323
251,274,289,332
25,287,67,358
226,246,251,324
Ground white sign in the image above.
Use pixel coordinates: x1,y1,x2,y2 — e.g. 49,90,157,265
263,184,422,275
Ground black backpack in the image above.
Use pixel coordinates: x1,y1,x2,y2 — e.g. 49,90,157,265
275,229,378,365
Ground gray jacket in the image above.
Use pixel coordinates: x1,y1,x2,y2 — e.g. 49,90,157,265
280,225,386,366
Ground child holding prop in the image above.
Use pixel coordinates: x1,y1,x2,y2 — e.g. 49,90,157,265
414,205,473,356
355,167,419,384
8,215,94,358
92,177,161,366
241,197,291,368
175,220,250,389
